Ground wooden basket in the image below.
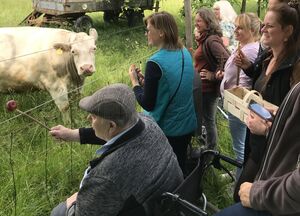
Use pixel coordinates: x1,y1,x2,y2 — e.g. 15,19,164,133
223,87,277,123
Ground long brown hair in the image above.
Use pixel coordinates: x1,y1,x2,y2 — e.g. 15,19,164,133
144,11,183,50
262,3,299,92
196,8,223,37
269,3,299,69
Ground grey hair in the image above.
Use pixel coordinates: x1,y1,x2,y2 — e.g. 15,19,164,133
213,0,237,23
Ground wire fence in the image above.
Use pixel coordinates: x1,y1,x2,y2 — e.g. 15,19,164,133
0,23,232,216
0,24,156,127
0,25,156,215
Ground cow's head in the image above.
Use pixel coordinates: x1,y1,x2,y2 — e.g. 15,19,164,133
53,28,98,77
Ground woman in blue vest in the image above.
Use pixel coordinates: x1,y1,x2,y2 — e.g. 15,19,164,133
128,11,197,173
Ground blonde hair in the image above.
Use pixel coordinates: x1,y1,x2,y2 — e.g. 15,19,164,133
213,0,237,23
235,13,261,42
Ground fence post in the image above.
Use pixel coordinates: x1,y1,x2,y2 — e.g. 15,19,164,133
184,0,193,50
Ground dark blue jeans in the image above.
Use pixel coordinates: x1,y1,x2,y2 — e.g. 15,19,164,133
202,92,218,149
214,203,272,216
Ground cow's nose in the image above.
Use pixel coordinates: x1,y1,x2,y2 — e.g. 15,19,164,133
80,65,94,75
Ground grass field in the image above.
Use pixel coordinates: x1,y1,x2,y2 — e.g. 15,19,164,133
0,0,262,215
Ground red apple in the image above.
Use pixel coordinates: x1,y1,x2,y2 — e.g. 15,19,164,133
6,100,18,112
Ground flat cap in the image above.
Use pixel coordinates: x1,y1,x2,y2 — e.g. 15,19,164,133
79,83,136,122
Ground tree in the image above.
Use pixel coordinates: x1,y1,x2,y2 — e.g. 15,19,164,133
240,0,246,13
257,0,261,17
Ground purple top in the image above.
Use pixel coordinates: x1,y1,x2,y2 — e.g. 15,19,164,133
220,42,259,96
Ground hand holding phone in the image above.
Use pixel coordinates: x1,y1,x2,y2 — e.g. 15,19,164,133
129,64,143,86
135,68,144,86
248,101,274,122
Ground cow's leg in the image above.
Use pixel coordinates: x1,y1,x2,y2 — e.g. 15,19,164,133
47,85,71,125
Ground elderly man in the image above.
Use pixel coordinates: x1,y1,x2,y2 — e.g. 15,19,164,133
50,83,183,216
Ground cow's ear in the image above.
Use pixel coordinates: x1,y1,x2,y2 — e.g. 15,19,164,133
53,43,71,52
89,28,98,41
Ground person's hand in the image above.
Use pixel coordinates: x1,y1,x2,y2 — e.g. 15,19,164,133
66,192,78,208
215,70,224,80
239,182,252,208
189,47,195,56
234,50,252,71
50,125,80,142
264,105,278,116
136,68,145,86
246,112,272,136
199,69,215,81
128,64,140,87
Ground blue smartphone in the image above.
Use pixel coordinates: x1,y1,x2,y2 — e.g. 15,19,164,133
248,101,274,122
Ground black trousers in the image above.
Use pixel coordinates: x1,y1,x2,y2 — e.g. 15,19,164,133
233,158,260,202
167,133,193,175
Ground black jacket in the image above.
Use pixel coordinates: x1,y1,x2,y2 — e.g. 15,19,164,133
234,50,300,202
244,49,300,163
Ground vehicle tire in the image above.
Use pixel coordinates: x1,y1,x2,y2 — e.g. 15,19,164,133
125,9,144,27
103,10,119,23
74,15,93,33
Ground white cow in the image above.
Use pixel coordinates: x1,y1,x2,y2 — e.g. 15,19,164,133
0,27,98,124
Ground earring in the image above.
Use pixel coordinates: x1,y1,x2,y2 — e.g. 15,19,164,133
284,38,288,42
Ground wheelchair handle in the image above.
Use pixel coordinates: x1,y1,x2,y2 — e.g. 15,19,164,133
162,192,208,215
201,149,243,168
217,153,243,168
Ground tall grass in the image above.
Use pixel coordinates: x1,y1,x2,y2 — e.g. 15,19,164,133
0,0,247,215
0,0,32,26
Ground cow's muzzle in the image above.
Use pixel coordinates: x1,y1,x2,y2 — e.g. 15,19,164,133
80,64,94,76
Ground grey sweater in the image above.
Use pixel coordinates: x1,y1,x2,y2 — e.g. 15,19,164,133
250,82,300,215
75,114,183,216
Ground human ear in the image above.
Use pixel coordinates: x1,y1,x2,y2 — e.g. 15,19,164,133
159,30,164,38
87,114,92,122
109,121,116,129
108,121,118,136
284,25,293,40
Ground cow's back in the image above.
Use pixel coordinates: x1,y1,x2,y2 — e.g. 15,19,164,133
0,26,98,124
0,27,72,58
0,27,74,91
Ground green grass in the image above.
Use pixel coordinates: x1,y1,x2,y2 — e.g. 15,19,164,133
0,0,32,26
0,0,258,215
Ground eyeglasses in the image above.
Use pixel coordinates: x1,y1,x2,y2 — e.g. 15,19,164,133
260,23,275,32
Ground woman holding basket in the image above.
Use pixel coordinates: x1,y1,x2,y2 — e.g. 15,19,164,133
233,2,300,202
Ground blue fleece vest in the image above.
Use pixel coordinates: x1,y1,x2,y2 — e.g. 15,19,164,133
144,48,197,136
